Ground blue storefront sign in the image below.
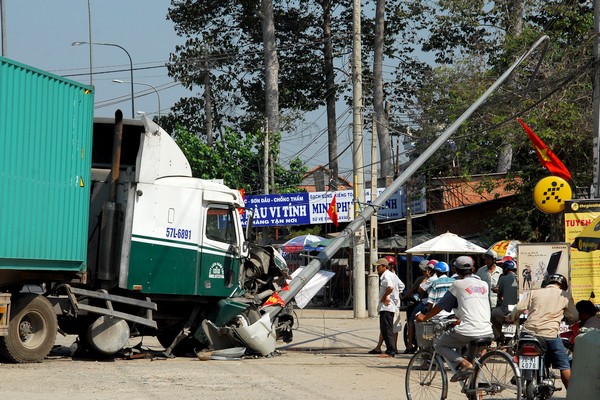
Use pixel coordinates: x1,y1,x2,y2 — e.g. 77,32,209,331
241,188,426,227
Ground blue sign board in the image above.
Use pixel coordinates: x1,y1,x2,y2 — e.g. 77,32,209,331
241,188,426,227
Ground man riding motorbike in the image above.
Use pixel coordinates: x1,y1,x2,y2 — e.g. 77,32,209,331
507,274,578,389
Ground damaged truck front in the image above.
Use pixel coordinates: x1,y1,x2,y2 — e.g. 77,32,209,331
0,56,293,363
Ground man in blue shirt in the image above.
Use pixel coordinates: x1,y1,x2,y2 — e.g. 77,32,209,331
426,261,455,315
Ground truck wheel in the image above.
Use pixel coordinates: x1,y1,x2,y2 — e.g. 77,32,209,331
0,294,57,363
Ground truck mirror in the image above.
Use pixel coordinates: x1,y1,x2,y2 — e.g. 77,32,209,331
245,208,254,242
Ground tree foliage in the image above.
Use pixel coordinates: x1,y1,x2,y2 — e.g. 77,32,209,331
174,126,307,194
402,0,595,242
167,0,326,137
162,0,597,244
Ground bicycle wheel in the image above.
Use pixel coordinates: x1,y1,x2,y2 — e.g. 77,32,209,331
405,350,448,400
471,350,521,399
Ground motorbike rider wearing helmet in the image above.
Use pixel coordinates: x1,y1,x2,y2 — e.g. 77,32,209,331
507,274,578,388
490,257,519,342
425,261,455,317
417,256,493,382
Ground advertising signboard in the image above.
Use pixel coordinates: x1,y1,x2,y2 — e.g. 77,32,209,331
240,187,426,227
564,200,600,303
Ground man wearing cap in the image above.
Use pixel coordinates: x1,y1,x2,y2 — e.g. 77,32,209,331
491,257,519,342
375,258,398,357
476,250,502,308
417,256,494,382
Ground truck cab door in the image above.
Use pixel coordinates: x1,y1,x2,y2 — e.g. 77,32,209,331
198,204,242,297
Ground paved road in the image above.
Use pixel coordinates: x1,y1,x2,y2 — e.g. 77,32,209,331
0,308,567,399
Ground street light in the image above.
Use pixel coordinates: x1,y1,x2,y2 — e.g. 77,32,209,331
113,79,161,119
72,41,135,118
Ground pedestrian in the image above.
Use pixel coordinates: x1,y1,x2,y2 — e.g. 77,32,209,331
416,255,494,382
403,259,436,353
507,274,578,389
374,257,398,357
369,256,405,354
476,249,502,307
490,257,518,342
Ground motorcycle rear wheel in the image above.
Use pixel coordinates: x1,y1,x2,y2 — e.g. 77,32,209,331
524,379,536,400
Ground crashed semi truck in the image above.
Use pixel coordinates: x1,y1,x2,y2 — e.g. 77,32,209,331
0,56,293,363
0,35,549,363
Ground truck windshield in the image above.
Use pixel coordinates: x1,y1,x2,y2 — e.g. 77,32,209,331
206,206,236,245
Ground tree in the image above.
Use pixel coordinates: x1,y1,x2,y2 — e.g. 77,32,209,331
373,0,392,180
167,1,326,137
403,1,595,242
175,126,306,194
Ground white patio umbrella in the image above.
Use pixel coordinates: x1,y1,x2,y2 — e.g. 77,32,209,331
405,232,487,255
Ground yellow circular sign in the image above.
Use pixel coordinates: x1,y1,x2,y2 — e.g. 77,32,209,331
533,176,572,214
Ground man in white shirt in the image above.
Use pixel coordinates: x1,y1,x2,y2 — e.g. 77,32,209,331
417,256,494,382
476,250,502,308
376,258,398,357
370,256,406,355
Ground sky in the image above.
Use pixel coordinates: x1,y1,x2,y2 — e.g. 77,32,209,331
1,0,373,178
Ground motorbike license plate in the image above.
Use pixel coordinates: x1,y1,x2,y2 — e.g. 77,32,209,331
519,356,539,370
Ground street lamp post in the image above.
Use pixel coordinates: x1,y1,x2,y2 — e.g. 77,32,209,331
113,80,161,119
72,41,134,118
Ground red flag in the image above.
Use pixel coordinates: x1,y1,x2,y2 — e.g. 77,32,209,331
327,195,339,227
518,118,571,181
262,292,285,307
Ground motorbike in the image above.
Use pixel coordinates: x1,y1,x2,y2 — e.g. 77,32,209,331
516,331,561,400
402,293,419,349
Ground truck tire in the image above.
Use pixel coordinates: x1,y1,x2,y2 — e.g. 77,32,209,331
0,293,57,363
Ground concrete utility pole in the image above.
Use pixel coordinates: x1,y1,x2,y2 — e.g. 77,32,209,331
352,0,367,318
594,0,600,198
368,115,379,318
263,119,269,195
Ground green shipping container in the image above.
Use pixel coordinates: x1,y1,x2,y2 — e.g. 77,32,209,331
0,56,94,272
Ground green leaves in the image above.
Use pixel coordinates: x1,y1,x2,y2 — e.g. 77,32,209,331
174,127,306,194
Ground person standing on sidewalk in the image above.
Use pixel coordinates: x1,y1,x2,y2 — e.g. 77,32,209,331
375,258,398,357
369,256,406,355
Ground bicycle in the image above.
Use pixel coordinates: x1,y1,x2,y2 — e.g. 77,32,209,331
405,318,522,400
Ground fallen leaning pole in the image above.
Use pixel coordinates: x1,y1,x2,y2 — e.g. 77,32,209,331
265,35,550,319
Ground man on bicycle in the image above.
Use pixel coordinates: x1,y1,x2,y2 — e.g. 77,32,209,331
416,255,493,382
507,274,578,389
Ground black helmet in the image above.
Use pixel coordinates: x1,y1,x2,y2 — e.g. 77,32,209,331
544,274,568,291
454,256,474,273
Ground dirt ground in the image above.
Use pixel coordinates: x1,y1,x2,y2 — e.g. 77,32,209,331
0,309,567,400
